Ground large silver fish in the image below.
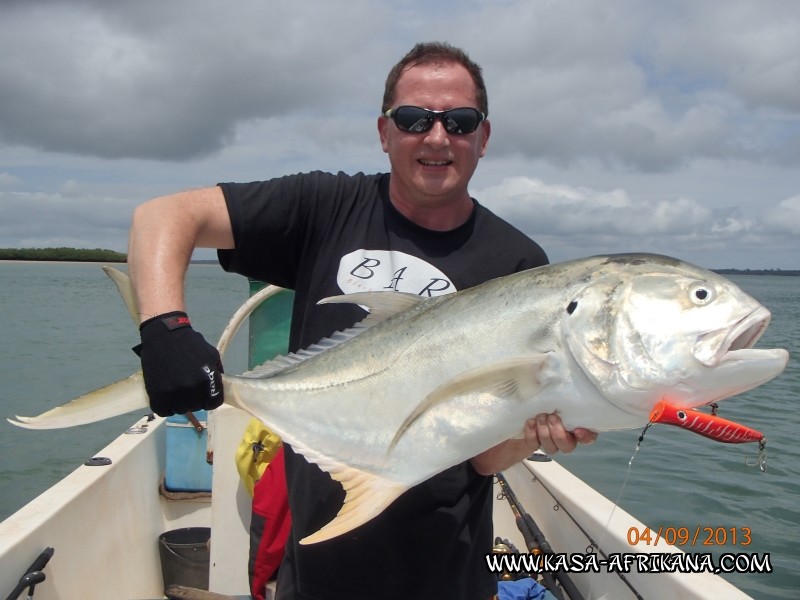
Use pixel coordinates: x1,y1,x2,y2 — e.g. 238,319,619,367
8,254,789,544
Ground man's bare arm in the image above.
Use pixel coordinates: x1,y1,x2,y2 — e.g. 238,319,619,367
128,186,234,321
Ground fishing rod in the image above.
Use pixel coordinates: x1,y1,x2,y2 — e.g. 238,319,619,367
515,457,645,600
496,472,582,600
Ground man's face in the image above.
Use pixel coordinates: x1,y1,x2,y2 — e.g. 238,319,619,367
378,61,490,213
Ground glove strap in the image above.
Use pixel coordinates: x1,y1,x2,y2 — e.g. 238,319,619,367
140,311,192,332
133,311,193,356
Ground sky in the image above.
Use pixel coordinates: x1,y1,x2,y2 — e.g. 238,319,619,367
0,0,798,269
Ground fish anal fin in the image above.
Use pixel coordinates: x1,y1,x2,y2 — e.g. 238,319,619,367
388,355,553,453
299,465,407,545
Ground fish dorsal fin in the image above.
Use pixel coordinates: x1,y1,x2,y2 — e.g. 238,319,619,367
389,355,554,452
318,291,425,326
295,455,408,545
244,292,425,379
242,321,372,378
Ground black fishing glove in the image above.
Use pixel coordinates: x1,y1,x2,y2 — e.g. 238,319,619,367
134,311,224,417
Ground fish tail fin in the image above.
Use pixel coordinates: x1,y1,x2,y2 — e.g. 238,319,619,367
102,265,140,325
299,465,408,544
8,373,149,430
8,267,289,430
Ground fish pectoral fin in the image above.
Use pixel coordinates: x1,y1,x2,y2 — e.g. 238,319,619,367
299,464,408,545
388,355,553,453
318,291,425,326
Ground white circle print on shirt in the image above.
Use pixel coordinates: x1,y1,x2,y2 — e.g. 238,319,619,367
337,249,457,298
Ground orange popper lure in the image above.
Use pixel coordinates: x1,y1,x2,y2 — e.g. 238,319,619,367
647,400,767,471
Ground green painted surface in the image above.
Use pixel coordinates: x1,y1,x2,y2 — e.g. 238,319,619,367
247,280,294,369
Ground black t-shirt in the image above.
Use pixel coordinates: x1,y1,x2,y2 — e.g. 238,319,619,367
218,171,548,600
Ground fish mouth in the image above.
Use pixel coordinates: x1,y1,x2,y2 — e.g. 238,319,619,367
671,305,788,410
694,306,771,367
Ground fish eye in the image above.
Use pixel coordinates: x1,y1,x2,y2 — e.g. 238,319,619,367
566,300,578,314
676,410,687,421
690,284,714,306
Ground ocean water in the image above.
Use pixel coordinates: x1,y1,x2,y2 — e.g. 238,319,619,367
0,262,797,598
0,262,249,520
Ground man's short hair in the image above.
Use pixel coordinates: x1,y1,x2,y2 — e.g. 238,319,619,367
382,42,489,117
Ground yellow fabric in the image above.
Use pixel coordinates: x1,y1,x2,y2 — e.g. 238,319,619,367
235,417,282,497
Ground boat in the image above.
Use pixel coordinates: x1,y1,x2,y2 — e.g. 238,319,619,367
0,286,756,600
0,414,756,599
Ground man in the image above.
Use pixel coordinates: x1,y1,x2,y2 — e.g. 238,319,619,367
129,42,595,600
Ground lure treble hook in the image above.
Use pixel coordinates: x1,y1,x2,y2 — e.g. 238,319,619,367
745,439,768,472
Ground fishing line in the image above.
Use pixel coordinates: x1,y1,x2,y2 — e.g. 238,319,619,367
593,421,652,550
584,423,653,600
587,407,768,596
519,458,644,600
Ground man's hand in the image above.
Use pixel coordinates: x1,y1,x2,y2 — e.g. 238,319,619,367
470,413,597,475
135,311,224,416
526,414,597,455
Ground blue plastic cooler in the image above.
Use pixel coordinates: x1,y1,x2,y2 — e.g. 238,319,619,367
164,410,213,492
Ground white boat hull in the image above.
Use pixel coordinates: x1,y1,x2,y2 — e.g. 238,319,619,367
494,457,754,599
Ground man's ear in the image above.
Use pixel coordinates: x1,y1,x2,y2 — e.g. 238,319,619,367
378,115,390,153
479,119,491,158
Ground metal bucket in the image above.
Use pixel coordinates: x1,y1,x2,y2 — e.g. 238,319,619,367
157,527,211,592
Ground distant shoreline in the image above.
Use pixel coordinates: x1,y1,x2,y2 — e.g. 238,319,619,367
712,268,800,276
2,259,796,275
0,259,221,266
0,248,795,274
0,247,222,265
0,247,126,262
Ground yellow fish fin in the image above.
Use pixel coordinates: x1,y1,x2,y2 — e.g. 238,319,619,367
299,464,407,545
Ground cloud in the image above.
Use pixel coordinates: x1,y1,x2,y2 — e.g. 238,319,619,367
2,0,797,170
0,172,22,188
479,176,713,239
0,0,392,160
475,176,798,267
644,0,800,113
762,195,800,236
0,183,137,252
0,0,796,269
443,0,800,171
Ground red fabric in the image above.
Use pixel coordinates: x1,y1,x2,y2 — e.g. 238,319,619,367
251,446,292,600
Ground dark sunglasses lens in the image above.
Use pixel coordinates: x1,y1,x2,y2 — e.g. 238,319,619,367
443,108,481,134
393,107,434,133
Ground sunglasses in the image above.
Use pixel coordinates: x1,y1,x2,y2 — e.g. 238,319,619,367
384,106,485,135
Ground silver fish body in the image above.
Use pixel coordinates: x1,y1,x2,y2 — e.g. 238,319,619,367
223,253,787,542
9,254,789,543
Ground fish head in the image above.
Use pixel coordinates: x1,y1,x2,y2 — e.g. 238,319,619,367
562,254,789,419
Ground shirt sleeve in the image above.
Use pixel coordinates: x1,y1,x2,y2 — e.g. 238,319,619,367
216,173,325,288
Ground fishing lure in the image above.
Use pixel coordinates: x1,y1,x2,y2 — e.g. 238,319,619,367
647,400,767,471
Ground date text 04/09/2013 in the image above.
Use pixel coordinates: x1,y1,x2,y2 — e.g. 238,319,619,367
627,526,752,547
